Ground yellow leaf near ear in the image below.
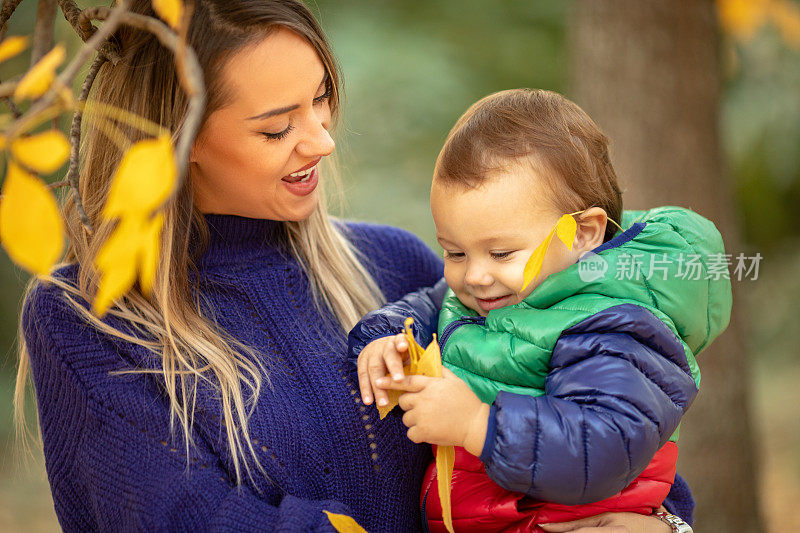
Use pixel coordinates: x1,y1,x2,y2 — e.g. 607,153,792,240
0,162,64,275
152,0,184,30
323,511,368,533
139,213,164,295
14,44,66,101
93,217,141,316
436,445,456,533
102,135,177,220
11,130,70,174
555,214,577,251
521,226,556,291
0,35,29,64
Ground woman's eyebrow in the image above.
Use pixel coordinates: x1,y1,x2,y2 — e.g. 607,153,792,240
247,74,329,121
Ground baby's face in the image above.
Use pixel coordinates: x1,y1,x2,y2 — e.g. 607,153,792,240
431,166,582,316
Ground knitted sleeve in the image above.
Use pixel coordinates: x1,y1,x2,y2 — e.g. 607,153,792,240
22,281,348,532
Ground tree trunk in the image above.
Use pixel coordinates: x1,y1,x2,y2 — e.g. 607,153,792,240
569,1,763,532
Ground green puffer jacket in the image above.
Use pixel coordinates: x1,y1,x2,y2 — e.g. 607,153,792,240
438,206,732,439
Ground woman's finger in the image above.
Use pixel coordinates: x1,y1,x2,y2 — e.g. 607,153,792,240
356,349,373,405
540,518,629,533
540,524,629,533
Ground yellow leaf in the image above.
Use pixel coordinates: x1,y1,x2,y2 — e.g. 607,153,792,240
139,213,164,295
377,387,403,419
11,130,70,174
152,0,184,30
717,0,770,41
436,445,456,533
0,162,64,275
93,217,141,315
14,44,66,101
0,36,29,64
102,135,177,220
555,214,577,251
521,225,556,292
771,0,800,49
323,511,368,533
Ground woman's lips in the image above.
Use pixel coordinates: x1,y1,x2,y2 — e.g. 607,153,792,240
282,166,318,196
475,294,513,312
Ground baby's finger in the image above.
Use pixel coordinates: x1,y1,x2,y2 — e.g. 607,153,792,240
393,333,409,355
383,342,406,382
376,374,428,392
356,350,374,405
367,355,391,407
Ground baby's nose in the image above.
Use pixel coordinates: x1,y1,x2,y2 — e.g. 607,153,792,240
464,266,493,287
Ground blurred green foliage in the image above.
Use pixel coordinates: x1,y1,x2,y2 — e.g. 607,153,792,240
0,1,798,527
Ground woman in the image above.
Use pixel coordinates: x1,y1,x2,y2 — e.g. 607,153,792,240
15,1,689,530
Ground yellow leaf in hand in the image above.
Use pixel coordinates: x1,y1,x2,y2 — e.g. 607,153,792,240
14,44,66,101
0,162,64,275
555,214,577,251
152,0,184,30
323,511,368,533
102,135,177,220
377,387,403,420
11,130,70,174
436,445,456,533
0,36,29,64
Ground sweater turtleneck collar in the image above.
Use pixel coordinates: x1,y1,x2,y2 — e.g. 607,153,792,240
194,213,287,269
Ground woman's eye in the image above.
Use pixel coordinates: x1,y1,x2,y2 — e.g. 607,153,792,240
313,85,332,105
490,251,514,259
261,124,294,141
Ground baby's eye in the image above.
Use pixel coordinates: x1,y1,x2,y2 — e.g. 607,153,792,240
444,251,465,260
490,251,515,260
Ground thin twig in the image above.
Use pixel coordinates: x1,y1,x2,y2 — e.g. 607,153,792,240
31,0,57,66
57,0,121,64
48,179,69,190
6,0,132,139
0,0,24,41
65,53,105,232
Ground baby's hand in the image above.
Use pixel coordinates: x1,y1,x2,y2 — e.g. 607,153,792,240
356,334,409,407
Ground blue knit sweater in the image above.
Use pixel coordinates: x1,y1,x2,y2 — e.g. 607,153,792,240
21,215,444,532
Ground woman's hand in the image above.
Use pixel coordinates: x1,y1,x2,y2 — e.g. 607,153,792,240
377,368,490,456
356,334,409,407
539,512,672,533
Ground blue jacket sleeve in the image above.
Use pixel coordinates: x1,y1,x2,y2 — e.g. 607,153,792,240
479,304,698,505
347,277,448,362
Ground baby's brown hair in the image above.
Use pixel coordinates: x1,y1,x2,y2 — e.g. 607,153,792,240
433,89,623,243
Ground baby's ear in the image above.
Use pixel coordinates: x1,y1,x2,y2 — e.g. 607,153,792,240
574,208,608,252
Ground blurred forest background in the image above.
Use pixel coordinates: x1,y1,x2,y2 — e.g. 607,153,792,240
1,0,798,531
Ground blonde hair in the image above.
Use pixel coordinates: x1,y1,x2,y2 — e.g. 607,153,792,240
14,0,384,484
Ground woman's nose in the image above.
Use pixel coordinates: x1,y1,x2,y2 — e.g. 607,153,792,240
296,111,335,158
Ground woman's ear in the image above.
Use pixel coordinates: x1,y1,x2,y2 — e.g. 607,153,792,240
574,207,608,253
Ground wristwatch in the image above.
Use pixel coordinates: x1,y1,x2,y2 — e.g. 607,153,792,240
653,511,693,533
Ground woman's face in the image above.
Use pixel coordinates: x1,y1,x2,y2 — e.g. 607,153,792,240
190,27,335,220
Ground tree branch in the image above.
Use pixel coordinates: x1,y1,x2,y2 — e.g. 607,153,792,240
30,0,57,66
79,6,206,205
66,53,105,232
0,0,24,41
